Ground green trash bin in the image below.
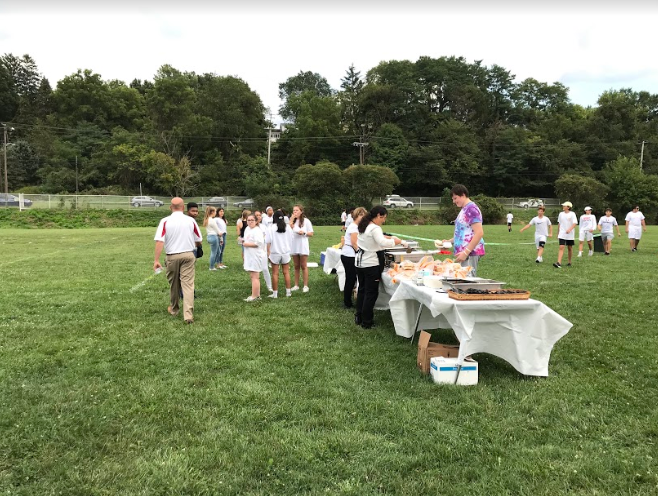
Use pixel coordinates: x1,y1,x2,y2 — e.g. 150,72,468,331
593,234,605,253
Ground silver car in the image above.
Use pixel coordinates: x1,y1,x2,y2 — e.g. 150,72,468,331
130,196,163,207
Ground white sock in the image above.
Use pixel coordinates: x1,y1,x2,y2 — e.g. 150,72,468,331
272,290,278,297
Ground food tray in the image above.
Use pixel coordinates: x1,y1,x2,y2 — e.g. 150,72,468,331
448,290,531,301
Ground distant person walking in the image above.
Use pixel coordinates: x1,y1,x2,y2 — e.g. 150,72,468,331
625,205,646,252
519,206,553,263
507,211,513,232
597,208,621,255
153,197,202,324
553,201,577,268
577,206,597,257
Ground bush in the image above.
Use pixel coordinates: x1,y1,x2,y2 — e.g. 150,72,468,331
471,194,507,224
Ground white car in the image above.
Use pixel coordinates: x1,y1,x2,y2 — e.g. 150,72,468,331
383,195,414,208
516,199,544,209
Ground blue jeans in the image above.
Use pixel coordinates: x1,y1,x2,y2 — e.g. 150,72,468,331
218,233,226,263
208,235,220,269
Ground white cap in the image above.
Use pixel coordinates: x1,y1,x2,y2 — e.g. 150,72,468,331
561,201,573,208
584,206,592,211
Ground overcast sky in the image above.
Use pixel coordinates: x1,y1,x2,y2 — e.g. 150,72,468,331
2,1,657,123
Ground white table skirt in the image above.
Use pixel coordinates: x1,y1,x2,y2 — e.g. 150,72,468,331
388,280,572,376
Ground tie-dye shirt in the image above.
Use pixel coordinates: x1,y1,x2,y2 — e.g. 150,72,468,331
454,201,485,257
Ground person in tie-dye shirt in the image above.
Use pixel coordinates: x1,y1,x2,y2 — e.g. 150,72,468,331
440,184,485,277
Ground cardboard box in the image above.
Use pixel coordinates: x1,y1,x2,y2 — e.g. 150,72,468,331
430,356,478,385
417,330,460,375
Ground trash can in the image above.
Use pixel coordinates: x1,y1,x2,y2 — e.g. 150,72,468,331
593,234,605,253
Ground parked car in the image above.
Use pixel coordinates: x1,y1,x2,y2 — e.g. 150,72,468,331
130,196,163,207
0,194,33,208
200,196,228,208
516,199,544,209
233,198,255,209
383,195,414,208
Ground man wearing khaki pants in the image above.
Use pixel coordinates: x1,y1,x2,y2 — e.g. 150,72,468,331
153,197,202,323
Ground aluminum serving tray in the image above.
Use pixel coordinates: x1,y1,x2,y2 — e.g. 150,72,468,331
442,278,506,291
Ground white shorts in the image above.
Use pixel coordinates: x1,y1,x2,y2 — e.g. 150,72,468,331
535,235,547,249
579,231,594,242
269,253,291,265
628,226,642,239
601,233,614,242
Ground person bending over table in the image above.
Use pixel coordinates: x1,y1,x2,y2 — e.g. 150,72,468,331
440,184,485,277
355,205,401,329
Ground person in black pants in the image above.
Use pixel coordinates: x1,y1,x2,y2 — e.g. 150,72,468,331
354,206,401,329
340,207,367,309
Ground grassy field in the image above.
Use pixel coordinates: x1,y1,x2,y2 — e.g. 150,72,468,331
1,224,657,495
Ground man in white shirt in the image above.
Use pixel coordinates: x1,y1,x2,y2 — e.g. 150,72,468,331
598,208,622,255
154,197,203,324
577,206,597,257
625,205,646,252
506,212,513,232
519,206,552,263
553,201,577,269
341,209,347,231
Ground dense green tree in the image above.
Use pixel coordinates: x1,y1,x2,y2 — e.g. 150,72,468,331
554,173,610,212
339,65,364,136
600,156,658,219
343,164,400,207
0,62,19,121
278,71,333,122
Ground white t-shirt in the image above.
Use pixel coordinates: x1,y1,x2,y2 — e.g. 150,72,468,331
262,215,273,228
265,224,293,255
557,211,578,240
243,226,264,272
529,216,551,238
625,211,645,227
291,218,314,256
215,217,227,235
598,215,618,234
345,214,353,230
506,213,513,224
356,223,396,268
154,211,202,255
579,214,597,233
341,222,359,257
341,211,347,223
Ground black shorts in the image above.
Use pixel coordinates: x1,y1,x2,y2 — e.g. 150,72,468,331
559,238,574,246
507,223,512,227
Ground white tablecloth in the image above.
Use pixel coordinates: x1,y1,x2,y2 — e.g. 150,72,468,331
388,280,572,376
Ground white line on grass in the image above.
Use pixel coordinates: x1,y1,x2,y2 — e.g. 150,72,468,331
130,271,163,293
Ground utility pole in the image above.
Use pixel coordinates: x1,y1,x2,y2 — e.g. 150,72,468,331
75,156,79,194
640,140,645,170
267,112,273,166
2,124,7,207
352,124,369,165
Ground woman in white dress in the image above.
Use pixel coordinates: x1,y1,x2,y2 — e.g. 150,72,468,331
254,210,273,292
242,214,264,302
289,204,314,292
266,210,293,298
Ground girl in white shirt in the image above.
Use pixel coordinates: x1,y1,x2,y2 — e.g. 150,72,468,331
215,208,228,269
254,210,273,293
340,207,367,309
289,204,314,292
355,206,401,328
242,214,264,302
203,206,221,271
265,210,293,298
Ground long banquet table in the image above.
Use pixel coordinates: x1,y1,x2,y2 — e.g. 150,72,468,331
388,279,572,376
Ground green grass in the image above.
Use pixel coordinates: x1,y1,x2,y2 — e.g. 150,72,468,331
1,225,657,494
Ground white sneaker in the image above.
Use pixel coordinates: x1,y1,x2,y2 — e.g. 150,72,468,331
290,286,300,291
538,256,543,262
244,296,261,302
302,286,310,293
268,293,277,299
588,250,593,256
577,252,582,257
219,265,227,269
209,268,217,271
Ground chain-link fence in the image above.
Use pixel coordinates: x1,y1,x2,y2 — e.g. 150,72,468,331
2,194,561,211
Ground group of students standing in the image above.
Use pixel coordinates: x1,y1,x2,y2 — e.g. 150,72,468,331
203,204,315,302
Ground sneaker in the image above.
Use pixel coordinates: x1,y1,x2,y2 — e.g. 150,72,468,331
290,286,300,291
209,268,217,271
588,250,593,256
553,263,561,268
267,287,274,293
219,265,227,269
538,256,543,263
536,258,541,263
268,293,277,299
605,252,610,256
302,286,310,293
244,296,261,302
286,292,292,297
632,248,637,252
577,252,582,257
567,263,572,267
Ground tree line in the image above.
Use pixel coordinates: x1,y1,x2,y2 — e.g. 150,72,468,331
1,53,657,220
